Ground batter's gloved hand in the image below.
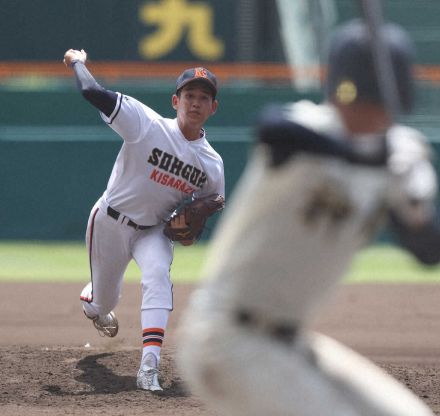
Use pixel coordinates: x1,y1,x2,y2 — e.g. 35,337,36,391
164,194,225,245
63,49,87,68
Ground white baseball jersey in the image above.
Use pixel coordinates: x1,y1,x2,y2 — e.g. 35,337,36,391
100,93,225,226
201,100,437,325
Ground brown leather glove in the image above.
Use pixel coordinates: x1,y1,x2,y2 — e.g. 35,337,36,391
164,194,225,243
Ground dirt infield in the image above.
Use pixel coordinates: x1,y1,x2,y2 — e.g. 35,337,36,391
1,282,440,415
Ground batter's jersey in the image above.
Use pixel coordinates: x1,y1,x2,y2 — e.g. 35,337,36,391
99,93,225,226
202,101,437,325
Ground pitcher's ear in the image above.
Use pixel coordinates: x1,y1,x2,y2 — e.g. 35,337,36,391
211,99,218,114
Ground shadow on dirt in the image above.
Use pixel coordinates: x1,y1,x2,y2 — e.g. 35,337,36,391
76,352,137,394
43,352,190,398
43,352,136,396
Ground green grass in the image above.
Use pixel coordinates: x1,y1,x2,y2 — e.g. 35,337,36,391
0,241,206,283
346,244,440,283
0,241,439,283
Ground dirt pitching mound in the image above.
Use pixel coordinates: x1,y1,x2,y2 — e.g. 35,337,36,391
1,282,440,415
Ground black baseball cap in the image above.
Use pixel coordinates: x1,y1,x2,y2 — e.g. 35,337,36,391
176,67,218,98
326,19,415,113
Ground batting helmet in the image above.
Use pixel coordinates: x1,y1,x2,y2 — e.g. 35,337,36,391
326,19,415,113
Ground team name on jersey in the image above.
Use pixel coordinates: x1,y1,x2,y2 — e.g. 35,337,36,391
147,147,207,188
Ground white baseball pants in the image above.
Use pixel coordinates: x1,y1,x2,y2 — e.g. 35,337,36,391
80,198,174,319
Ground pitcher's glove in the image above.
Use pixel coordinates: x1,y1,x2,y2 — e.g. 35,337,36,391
164,194,225,243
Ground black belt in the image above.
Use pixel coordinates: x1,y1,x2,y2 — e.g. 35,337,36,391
235,309,298,345
107,206,151,230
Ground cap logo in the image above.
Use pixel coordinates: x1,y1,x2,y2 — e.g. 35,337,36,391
336,79,357,105
194,67,208,79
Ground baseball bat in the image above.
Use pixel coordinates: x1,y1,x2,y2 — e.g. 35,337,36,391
358,0,401,119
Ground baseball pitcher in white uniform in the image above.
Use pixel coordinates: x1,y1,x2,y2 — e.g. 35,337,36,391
63,50,225,391
177,20,440,415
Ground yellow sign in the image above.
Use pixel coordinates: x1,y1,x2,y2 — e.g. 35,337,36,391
139,0,224,60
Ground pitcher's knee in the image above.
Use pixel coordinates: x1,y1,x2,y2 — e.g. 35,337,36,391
141,290,173,309
141,274,173,309
79,282,120,316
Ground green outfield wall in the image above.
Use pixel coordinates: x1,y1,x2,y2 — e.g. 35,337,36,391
2,131,440,241
0,84,310,239
2,81,440,240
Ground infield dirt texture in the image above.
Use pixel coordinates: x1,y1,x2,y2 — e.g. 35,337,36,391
1,282,440,415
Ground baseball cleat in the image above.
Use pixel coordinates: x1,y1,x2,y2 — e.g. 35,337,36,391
137,352,163,391
87,311,119,338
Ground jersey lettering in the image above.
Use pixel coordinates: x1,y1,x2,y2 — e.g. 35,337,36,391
190,167,202,185
196,172,207,188
150,169,160,181
150,168,195,194
181,164,192,181
169,158,184,176
301,179,386,240
160,173,170,185
147,148,163,166
158,152,173,170
148,147,207,188
301,181,353,230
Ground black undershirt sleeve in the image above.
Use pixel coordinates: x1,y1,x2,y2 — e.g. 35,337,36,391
72,61,118,117
388,211,440,265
